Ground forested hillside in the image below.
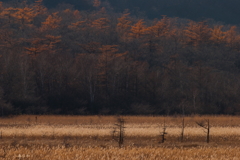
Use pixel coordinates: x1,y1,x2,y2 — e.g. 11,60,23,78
0,0,240,115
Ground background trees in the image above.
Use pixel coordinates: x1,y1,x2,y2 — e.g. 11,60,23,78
0,0,240,115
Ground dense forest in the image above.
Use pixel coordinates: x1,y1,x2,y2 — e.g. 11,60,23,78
0,0,240,116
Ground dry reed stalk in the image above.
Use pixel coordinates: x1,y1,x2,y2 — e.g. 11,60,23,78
1,145,240,160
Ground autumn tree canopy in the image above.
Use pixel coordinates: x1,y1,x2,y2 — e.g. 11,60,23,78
0,0,240,116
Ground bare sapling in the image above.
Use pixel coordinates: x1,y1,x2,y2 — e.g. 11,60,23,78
35,116,38,124
180,117,185,142
159,119,167,143
196,119,210,143
112,117,125,148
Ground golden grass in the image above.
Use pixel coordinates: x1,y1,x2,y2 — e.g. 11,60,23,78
1,115,240,139
1,115,240,159
1,145,240,160
1,124,240,139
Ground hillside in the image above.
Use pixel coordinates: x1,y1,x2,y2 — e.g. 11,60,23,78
0,0,240,115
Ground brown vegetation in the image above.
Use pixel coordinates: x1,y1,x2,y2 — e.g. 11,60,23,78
0,115,240,159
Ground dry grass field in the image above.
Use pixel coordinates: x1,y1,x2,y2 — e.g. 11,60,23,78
0,115,240,159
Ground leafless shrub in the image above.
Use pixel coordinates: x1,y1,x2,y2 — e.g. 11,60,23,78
159,119,167,143
196,119,210,143
180,117,185,142
112,117,125,148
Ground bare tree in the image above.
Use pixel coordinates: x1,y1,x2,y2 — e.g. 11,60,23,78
196,119,210,143
159,119,167,143
180,117,185,142
112,117,125,148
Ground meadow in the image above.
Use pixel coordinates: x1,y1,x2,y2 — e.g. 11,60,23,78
0,115,240,159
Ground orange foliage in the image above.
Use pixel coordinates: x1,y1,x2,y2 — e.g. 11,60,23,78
12,7,35,28
73,10,81,19
148,16,169,38
130,19,148,39
25,38,45,56
97,45,127,89
116,13,132,41
91,17,110,30
68,20,86,31
117,13,132,33
41,12,62,31
210,26,226,44
98,45,127,67
0,2,3,10
44,35,61,49
33,0,47,16
185,21,211,46
224,26,238,49
0,7,18,23
25,35,61,56
100,45,119,54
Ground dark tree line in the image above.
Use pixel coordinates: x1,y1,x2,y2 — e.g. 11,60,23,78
0,0,240,115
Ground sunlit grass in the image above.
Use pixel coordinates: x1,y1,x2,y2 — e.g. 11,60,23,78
1,124,240,139
1,115,240,138
1,115,240,159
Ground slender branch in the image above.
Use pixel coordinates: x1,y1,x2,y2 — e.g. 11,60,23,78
196,119,210,143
